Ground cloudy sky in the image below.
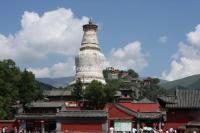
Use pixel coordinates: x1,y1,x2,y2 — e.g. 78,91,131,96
1,0,200,81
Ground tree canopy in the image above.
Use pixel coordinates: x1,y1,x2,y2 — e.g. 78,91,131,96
140,78,167,101
128,69,139,78
73,80,117,109
71,78,84,101
0,59,43,119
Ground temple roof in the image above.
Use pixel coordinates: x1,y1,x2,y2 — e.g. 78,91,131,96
16,110,108,120
26,101,65,108
114,103,162,119
57,110,108,118
119,102,160,112
16,113,56,120
158,89,200,109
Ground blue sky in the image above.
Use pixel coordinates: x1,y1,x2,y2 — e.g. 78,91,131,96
1,0,200,80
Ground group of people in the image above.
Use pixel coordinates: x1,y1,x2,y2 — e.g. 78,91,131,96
109,127,183,133
0,127,25,133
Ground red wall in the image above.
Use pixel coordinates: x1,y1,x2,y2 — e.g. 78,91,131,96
61,123,102,132
105,104,134,129
0,121,15,129
163,110,200,131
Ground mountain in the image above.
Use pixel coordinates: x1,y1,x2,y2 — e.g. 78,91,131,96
36,81,56,90
160,74,200,90
158,79,168,84
36,77,74,88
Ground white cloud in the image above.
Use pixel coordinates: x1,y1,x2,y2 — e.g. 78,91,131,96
162,24,200,81
108,41,148,72
187,24,200,46
28,67,50,78
158,35,168,44
28,58,75,78
0,8,88,63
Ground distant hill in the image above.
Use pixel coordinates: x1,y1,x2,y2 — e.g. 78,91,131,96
36,77,74,88
160,74,200,90
159,79,168,84
36,81,56,90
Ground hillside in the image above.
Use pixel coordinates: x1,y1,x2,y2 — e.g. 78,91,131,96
36,77,74,88
160,74,200,90
36,81,56,90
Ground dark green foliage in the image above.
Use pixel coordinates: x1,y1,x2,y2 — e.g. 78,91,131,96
106,79,123,90
36,81,56,90
128,69,139,78
152,78,160,84
18,69,43,106
103,69,108,79
0,59,43,119
84,80,105,109
141,79,167,101
104,83,117,103
84,80,116,109
72,78,84,101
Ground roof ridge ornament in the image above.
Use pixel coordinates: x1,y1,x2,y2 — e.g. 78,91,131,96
89,18,93,24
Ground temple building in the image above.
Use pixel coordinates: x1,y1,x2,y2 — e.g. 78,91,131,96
72,19,106,85
158,89,200,133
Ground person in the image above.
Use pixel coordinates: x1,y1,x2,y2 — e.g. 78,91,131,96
132,128,137,133
14,127,17,133
2,127,5,133
169,128,173,133
109,127,114,133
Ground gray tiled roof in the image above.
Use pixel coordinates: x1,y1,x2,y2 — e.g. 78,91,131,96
158,89,200,109
15,113,56,120
43,90,71,96
138,112,162,119
57,110,108,118
26,101,65,108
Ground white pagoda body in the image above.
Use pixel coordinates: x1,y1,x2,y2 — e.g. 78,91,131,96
73,20,106,84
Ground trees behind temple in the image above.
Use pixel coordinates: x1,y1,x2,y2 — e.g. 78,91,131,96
0,59,43,119
72,80,116,109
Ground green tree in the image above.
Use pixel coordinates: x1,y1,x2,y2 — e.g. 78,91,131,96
103,69,109,80
84,80,105,109
72,78,84,101
0,59,43,119
141,80,167,101
18,69,43,106
128,69,139,78
84,80,117,109
0,59,21,119
104,84,116,103
152,78,160,84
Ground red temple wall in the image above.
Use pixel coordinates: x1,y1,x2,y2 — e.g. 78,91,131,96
0,121,15,129
163,110,200,131
106,104,134,128
61,123,102,132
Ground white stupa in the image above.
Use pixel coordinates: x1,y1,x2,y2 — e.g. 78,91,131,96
72,19,106,84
